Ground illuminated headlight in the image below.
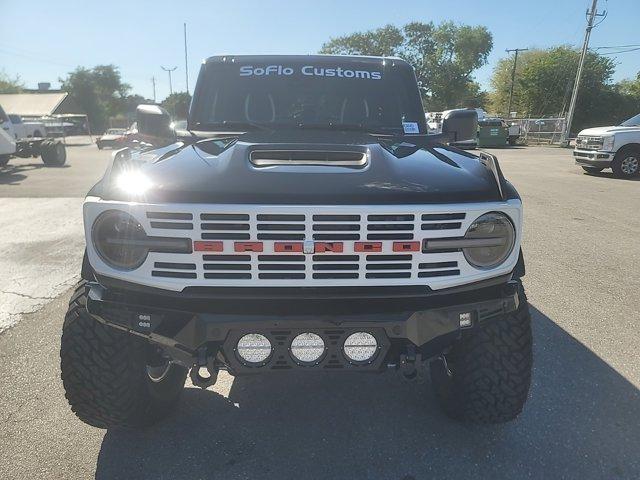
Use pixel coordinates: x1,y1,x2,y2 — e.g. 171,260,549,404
601,136,615,151
463,212,515,269
92,210,148,270
343,332,378,363
290,333,325,364
236,334,272,364
116,169,152,196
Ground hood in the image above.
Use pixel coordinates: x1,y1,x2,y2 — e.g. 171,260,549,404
578,125,640,136
96,130,507,205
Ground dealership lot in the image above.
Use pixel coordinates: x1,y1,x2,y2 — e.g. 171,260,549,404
0,144,638,479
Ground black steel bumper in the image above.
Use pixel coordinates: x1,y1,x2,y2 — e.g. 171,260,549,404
85,277,521,373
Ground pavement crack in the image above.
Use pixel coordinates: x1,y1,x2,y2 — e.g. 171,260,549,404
0,289,57,300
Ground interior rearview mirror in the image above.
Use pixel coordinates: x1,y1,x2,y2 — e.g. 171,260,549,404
136,105,176,146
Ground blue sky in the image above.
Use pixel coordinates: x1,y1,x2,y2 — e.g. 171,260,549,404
1,0,639,100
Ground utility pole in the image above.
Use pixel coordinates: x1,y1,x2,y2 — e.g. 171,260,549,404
151,76,156,103
561,0,605,145
161,66,177,96
184,23,189,94
505,48,528,117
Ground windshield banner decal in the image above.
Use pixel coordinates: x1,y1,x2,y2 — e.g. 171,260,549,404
239,65,382,80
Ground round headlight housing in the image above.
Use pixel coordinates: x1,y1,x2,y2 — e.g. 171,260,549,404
463,212,515,269
92,210,148,270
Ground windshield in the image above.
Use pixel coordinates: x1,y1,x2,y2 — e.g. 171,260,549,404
190,61,425,134
621,113,640,126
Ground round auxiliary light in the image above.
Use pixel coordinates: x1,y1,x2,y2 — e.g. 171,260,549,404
343,332,378,363
463,212,516,269
92,210,148,270
290,333,326,364
236,334,272,364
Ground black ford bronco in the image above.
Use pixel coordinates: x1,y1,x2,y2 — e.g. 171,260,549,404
61,55,532,428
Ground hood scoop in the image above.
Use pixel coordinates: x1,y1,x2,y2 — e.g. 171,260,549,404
250,149,368,168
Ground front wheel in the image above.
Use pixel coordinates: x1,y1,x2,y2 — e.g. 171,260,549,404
612,148,640,178
582,166,603,174
430,281,532,423
60,282,187,428
0,154,9,166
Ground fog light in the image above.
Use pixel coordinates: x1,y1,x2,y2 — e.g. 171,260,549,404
343,332,378,363
290,333,325,364
236,334,272,364
459,312,473,328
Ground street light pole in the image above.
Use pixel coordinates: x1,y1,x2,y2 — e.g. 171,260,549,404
561,0,604,146
161,66,177,96
184,23,189,95
505,48,528,117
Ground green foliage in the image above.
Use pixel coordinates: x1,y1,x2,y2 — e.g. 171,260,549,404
161,92,192,119
488,46,639,133
320,21,492,111
59,65,138,132
0,70,24,93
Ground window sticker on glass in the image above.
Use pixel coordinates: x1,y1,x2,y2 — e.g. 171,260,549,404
402,122,419,134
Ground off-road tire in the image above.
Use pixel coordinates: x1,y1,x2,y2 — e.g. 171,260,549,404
581,166,603,174
611,147,640,178
60,281,188,428
430,281,532,423
0,154,9,166
41,140,66,167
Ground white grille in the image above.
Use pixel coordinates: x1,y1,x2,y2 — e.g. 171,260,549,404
84,198,522,292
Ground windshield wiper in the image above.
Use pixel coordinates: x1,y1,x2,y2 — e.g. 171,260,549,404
192,121,274,132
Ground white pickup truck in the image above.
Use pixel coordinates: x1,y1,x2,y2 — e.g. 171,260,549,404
574,113,640,178
7,114,46,139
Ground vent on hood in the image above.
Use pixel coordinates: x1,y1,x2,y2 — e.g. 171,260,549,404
250,150,368,167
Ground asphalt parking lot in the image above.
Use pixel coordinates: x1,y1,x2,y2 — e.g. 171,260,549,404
0,143,638,479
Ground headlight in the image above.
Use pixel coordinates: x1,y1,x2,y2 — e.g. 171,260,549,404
92,210,148,270
463,212,515,269
601,136,615,151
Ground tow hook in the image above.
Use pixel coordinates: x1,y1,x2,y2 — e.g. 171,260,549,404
396,346,428,383
189,350,218,389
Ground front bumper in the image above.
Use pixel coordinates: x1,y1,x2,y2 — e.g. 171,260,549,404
573,149,613,168
85,278,520,374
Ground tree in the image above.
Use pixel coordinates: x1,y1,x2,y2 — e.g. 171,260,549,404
0,70,24,93
487,46,634,132
320,21,493,111
161,92,192,119
60,65,132,132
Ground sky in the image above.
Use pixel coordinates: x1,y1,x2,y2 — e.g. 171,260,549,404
1,0,639,101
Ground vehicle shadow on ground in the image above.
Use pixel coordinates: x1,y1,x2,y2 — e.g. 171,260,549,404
582,171,640,181
96,307,640,480
0,163,44,185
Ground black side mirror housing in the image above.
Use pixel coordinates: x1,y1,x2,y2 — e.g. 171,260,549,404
136,105,176,146
442,109,478,143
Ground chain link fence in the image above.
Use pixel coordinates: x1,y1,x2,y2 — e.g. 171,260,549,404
509,117,567,145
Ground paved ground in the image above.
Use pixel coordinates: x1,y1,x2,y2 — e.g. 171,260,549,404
0,144,638,479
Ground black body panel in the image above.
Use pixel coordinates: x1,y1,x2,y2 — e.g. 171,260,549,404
97,130,508,205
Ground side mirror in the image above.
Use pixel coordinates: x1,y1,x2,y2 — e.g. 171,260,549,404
136,105,176,146
442,109,478,143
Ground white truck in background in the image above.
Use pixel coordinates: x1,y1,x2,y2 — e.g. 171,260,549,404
0,103,66,167
7,114,46,139
574,113,640,178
